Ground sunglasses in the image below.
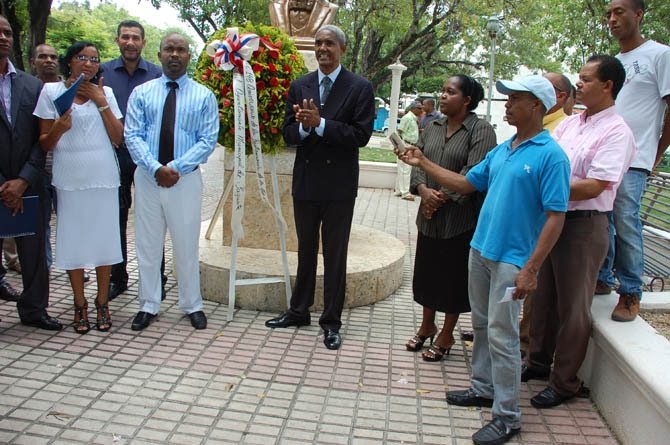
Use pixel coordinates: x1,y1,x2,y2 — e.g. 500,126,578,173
74,54,100,64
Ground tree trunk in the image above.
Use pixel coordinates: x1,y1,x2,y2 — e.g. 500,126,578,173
28,0,53,56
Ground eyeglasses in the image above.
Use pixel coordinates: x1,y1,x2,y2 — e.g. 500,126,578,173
74,54,100,64
36,54,58,61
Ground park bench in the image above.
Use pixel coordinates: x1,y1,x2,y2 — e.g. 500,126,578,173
640,171,670,291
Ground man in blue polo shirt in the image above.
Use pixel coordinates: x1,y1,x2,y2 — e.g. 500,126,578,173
399,75,570,445
101,20,162,301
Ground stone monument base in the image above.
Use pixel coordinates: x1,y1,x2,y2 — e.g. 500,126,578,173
199,218,405,312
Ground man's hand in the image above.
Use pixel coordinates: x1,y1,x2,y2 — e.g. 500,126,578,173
398,146,424,167
154,166,180,188
293,98,321,128
513,266,538,300
0,178,29,215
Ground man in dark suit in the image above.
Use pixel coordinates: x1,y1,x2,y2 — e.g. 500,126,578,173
0,15,61,330
265,24,375,350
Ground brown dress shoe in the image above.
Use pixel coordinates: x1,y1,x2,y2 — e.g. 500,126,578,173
594,280,612,295
611,293,640,322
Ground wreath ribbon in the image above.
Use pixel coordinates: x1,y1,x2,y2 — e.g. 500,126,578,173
206,28,286,240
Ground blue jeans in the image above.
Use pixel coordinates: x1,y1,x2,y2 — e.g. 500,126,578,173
597,170,646,296
468,249,522,429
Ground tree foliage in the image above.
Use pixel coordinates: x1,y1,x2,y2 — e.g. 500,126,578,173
46,1,195,66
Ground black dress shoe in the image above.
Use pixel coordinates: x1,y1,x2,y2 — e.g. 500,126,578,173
472,417,520,445
446,388,494,407
530,386,574,409
108,282,128,301
323,329,342,350
188,311,207,329
521,364,550,382
265,312,310,328
22,314,63,331
460,330,474,342
131,311,155,331
0,280,21,301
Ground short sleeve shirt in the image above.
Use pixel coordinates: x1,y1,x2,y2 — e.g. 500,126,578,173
466,130,570,268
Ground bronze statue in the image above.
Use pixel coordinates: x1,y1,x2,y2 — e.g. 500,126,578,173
269,0,339,49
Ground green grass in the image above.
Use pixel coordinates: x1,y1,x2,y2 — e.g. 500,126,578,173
359,147,397,163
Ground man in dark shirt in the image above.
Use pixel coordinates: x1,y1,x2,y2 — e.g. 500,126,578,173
100,20,162,301
419,98,442,131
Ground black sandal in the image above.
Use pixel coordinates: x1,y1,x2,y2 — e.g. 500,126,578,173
95,299,112,332
406,333,435,351
422,341,455,362
73,302,90,334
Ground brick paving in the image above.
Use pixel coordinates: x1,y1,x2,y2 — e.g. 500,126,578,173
0,147,619,444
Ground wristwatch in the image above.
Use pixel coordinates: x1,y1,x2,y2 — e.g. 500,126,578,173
98,104,110,113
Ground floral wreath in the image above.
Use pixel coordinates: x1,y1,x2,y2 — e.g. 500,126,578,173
195,23,306,155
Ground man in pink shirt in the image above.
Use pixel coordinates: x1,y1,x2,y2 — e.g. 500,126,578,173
522,55,637,408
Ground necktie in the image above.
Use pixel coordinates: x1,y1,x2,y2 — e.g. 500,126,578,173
159,81,178,165
321,76,332,106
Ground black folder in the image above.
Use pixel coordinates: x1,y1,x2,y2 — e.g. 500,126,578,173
0,196,39,237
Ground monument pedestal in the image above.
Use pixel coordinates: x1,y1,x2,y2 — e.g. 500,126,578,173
199,150,406,311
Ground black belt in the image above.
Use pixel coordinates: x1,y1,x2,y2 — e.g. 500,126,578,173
629,167,650,175
566,210,605,219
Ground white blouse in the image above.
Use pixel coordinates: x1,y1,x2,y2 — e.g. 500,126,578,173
33,82,123,190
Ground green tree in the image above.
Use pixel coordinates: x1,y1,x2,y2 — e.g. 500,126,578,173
46,1,195,68
150,0,268,42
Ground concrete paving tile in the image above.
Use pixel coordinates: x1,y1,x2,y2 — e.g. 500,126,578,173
11,434,51,445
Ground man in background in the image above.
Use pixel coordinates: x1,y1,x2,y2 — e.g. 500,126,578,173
101,20,163,301
598,0,669,322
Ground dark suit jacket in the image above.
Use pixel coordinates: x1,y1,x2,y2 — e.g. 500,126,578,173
283,68,375,201
0,70,45,198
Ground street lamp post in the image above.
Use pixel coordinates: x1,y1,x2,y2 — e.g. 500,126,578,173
387,58,407,136
485,15,501,123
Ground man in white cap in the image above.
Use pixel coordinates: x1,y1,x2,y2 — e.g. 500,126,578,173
398,75,570,445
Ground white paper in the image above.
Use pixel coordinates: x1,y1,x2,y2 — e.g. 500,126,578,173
500,286,516,303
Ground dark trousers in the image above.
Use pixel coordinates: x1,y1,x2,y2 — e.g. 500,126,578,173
7,193,51,321
288,198,355,331
528,213,608,395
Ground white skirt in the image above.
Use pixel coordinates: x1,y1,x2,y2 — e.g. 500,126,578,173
54,187,122,270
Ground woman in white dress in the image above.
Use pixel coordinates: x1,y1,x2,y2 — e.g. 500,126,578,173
34,41,124,334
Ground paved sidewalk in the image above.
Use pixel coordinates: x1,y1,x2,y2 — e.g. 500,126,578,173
0,148,618,444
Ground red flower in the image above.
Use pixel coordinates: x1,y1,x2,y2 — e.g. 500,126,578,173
269,77,279,87
268,63,277,73
262,112,270,120
283,64,291,73
270,127,279,134
284,90,289,98
259,123,265,131
223,99,232,107
289,54,297,61
268,50,279,59
205,68,212,76
201,74,209,81
229,127,235,134
221,85,230,96
252,64,263,73
213,72,222,80
275,40,283,48
282,79,291,88
256,46,265,54
257,80,266,90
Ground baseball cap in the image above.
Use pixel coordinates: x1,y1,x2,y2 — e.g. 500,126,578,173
496,75,556,112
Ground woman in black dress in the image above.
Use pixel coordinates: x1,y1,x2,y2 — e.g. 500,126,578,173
405,75,497,361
